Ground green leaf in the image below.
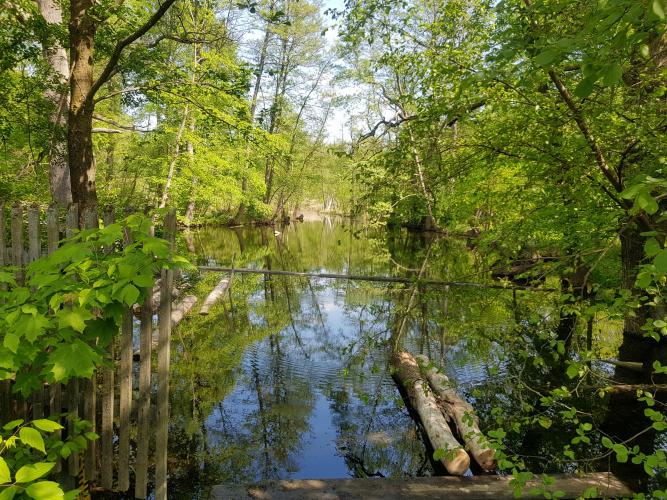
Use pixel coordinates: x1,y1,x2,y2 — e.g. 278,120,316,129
56,308,93,333
601,436,613,448
31,419,64,433
433,448,447,461
0,486,18,500
654,250,667,274
3,333,19,354
19,427,46,454
635,189,659,215
120,284,140,306
645,238,661,258
653,0,665,19
566,362,581,379
602,63,622,86
3,419,24,430
534,50,558,67
48,340,100,381
15,313,51,343
574,77,596,98
0,457,11,483
14,462,54,483
25,481,64,500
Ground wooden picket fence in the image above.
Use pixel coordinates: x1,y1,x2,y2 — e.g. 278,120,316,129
0,202,176,500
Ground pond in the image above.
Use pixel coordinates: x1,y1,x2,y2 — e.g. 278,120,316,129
162,217,663,498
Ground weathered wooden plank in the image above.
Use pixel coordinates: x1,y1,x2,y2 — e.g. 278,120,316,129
27,204,44,420
65,205,79,478
155,209,176,500
46,204,62,472
100,208,115,490
135,288,153,499
82,207,97,484
210,473,633,500
0,202,9,422
67,378,79,477
117,309,133,492
11,203,23,284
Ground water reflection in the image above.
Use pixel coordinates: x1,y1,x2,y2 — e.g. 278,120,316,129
164,218,663,498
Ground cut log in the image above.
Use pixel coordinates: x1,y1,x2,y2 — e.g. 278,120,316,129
170,295,197,328
132,280,181,315
199,277,231,315
391,351,470,475
416,355,496,471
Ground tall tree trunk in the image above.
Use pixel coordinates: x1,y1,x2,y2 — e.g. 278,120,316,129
160,105,189,208
68,0,97,214
37,0,72,205
233,21,272,224
620,221,646,338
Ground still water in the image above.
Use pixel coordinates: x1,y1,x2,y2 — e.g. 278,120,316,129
162,217,658,497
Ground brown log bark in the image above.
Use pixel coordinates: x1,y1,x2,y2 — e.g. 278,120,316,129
68,0,97,213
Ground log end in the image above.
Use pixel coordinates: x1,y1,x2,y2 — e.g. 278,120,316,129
475,449,497,471
441,448,470,476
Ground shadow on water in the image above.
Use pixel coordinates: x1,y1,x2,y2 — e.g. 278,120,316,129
155,218,666,498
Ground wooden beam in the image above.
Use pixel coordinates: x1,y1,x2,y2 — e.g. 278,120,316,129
210,473,632,499
197,267,556,292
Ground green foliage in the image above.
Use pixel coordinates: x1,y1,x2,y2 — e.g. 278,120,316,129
0,418,95,499
0,215,189,395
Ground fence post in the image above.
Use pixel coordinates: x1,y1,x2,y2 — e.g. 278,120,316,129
10,203,27,418
135,281,154,499
155,209,176,500
100,208,115,490
11,203,23,285
65,204,79,477
82,207,98,484
0,202,9,423
27,204,43,419
46,204,62,472
118,224,133,492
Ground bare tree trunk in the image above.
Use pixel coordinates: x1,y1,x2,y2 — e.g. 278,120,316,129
37,0,72,206
233,9,274,224
68,0,97,214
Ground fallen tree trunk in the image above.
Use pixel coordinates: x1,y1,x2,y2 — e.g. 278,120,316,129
170,295,197,328
132,280,180,316
200,277,231,315
391,351,470,475
133,295,198,358
416,355,496,471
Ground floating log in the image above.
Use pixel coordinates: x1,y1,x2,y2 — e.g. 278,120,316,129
200,277,231,315
171,295,197,327
210,472,632,499
391,351,470,475
416,355,496,471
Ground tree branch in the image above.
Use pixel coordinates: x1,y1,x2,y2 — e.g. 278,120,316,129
87,0,179,101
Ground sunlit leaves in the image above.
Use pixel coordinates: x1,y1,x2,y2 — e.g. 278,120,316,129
48,340,101,381
18,427,45,454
